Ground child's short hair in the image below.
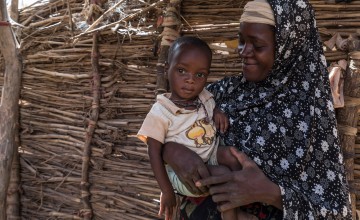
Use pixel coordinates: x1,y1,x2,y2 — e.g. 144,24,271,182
168,36,212,64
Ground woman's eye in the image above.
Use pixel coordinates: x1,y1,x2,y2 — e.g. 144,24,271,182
238,35,244,45
237,44,246,55
254,44,264,50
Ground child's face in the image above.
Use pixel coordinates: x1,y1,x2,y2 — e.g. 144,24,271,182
167,45,211,102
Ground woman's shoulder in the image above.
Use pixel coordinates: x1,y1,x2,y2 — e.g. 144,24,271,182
207,75,243,94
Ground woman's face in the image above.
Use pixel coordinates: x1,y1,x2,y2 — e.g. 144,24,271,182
238,22,275,82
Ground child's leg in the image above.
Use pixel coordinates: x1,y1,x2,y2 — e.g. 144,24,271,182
217,146,242,171
166,165,207,197
207,165,236,220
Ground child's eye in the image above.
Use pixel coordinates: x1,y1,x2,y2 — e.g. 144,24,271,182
178,68,185,74
195,72,206,78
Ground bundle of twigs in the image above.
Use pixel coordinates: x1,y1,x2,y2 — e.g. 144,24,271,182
14,0,163,219
311,0,360,62
312,0,360,37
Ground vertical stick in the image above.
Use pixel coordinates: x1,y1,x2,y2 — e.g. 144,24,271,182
155,1,183,219
336,46,360,220
80,31,100,220
9,0,18,22
156,0,182,95
6,2,21,218
0,0,22,219
6,131,20,220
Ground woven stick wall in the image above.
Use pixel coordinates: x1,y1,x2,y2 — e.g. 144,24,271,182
10,0,162,219
348,51,360,217
0,0,244,219
0,0,360,219
313,1,360,218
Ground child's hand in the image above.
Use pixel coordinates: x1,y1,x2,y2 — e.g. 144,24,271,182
158,191,177,220
213,107,229,133
237,209,259,220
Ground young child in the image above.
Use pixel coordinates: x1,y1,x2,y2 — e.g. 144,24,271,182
138,36,247,220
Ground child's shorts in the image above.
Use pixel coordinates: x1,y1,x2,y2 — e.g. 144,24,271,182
165,145,218,197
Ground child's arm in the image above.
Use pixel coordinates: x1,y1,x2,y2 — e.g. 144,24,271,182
213,107,229,134
147,137,176,220
148,137,174,194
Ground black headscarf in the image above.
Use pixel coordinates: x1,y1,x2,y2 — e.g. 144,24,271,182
207,0,352,219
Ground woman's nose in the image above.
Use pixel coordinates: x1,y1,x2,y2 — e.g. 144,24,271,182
238,43,253,57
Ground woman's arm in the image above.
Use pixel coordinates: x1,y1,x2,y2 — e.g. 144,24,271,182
162,141,210,195
197,147,283,211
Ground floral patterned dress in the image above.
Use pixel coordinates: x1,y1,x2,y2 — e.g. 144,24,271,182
179,0,352,219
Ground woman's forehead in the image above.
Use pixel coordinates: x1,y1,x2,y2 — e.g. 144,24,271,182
239,23,275,40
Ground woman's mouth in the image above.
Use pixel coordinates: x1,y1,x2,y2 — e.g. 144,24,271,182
243,63,257,70
243,62,257,66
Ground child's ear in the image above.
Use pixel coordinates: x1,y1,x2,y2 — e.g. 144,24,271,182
164,61,169,74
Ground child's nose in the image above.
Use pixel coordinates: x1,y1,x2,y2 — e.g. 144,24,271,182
185,73,195,83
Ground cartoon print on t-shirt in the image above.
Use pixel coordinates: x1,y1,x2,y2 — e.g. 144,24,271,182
186,119,215,147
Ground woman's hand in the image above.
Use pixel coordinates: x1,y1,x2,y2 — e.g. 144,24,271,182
162,142,210,195
196,147,282,211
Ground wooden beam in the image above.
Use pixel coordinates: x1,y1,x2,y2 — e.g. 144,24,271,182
0,0,22,219
9,0,18,22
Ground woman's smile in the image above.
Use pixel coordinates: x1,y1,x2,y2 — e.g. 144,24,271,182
243,63,255,70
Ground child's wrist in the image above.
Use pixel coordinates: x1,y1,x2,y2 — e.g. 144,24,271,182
161,187,174,194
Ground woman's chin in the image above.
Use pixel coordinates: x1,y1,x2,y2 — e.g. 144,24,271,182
243,73,260,82
243,70,268,82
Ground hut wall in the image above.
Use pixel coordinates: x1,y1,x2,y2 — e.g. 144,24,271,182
314,1,360,219
10,1,162,219
0,0,359,219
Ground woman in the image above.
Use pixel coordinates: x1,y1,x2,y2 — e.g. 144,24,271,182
162,0,353,219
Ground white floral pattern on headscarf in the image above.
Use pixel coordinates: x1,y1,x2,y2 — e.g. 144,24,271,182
207,0,352,219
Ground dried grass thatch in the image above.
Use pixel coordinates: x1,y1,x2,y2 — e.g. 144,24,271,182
0,0,360,219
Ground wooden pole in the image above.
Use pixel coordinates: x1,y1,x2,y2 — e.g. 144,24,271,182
6,132,20,220
0,0,22,219
9,0,18,22
156,0,182,95
80,29,100,220
6,2,21,218
79,1,103,217
335,42,360,220
155,1,183,219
